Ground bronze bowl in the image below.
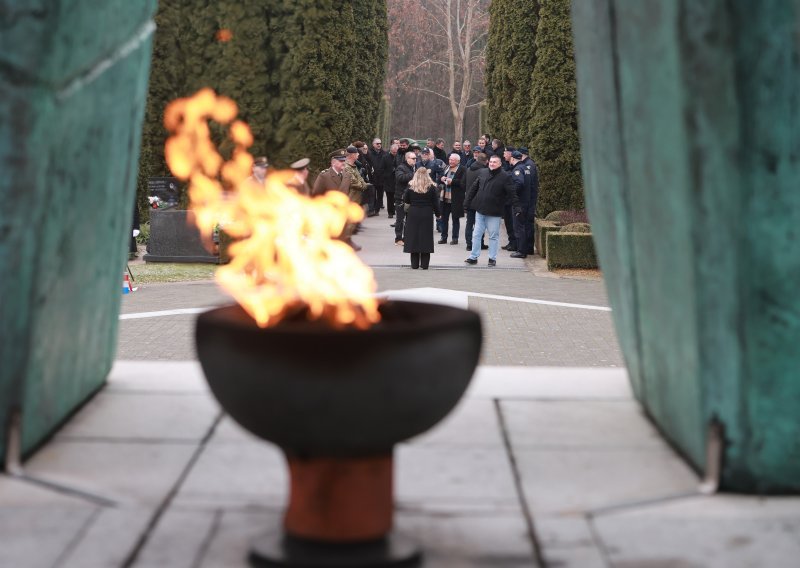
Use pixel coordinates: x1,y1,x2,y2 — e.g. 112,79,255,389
195,300,482,567
196,300,482,456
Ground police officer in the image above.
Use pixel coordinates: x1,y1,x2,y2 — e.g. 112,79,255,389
518,146,539,254
509,151,533,258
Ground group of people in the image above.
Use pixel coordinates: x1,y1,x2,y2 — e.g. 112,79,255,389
253,134,539,267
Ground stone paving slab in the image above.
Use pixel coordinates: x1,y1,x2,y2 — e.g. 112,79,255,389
501,400,665,448
515,447,700,516
592,496,800,568
24,441,197,506
396,446,521,513
106,360,209,393
58,507,153,568
408,398,505,448
133,507,219,568
466,366,631,400
0,505,97,568
174,436,287,510
55,392,219,442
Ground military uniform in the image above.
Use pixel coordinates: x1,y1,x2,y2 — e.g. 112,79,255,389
311,167,349,197
343,162,366,204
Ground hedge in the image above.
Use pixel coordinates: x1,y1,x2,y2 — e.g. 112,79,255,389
534,219,562,258
546,232,598,269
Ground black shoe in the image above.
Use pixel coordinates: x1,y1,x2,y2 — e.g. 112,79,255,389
388,214,394,218
450,240,458,245
466,244,472,251
510,252,527,259
488,259,496,267
437,238,447,244
464,257,477,265
390,223,396,227
481,244,489,250
501,243,516,251
368,212,379,217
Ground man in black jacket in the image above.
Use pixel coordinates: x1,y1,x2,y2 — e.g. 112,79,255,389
463,153,489,250
368,138,387,215
393,151,417,245
463,155,521,267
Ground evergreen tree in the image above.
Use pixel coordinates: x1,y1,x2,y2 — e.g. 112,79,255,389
136,0,388,215
485,0,538,145
528,0,583,216
136,0,189,219
273,0,359,170
351,0,388,143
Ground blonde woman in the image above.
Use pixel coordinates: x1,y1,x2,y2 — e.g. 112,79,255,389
402,167,442,269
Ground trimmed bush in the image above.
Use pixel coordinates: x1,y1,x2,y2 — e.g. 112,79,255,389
546,232,598,269
560,222,591,233
534,219,562,258
544,210,567,222
528,0,583,217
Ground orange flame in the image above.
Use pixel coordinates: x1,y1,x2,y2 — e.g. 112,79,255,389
163,88,381,329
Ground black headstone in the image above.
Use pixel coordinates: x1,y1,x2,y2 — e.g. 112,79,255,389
143,210,219,263
147,176,180,210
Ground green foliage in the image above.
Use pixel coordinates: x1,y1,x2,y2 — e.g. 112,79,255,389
485,0,539,144
544,210,567,222
528,0,583,217
136,222,150,245
351,0,389,143
534,219,562,258
376,95,392,143
546,232,598,269
136,0,388,216
560,222,591,233
128,263,218,283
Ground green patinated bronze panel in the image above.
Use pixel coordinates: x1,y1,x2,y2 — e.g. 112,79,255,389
0,1,157,459
572,0,800,492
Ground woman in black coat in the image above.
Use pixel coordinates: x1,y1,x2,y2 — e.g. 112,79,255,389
403,168,442,269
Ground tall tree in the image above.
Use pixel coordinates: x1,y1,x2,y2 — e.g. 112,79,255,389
528,0,583,216
273,0,359,169
485,0,539,144
351,0,389,143
136,0,389,217
384,0,488,142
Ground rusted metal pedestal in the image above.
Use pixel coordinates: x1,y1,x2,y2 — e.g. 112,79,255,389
250,454,419,567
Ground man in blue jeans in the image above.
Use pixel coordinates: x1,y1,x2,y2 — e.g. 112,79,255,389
463,155,521,267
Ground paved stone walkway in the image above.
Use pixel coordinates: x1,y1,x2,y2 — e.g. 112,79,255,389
4,212,798,567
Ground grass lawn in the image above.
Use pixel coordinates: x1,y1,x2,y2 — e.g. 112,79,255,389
127,262,217,284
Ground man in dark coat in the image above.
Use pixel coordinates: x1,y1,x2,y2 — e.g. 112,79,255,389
393,151,417,245
384,143,399,218
463,153,489,251
368,138,387,215
463,155,521,266
437,153,466,245
433,138,448,162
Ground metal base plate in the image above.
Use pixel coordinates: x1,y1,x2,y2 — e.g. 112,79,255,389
249,531,422,567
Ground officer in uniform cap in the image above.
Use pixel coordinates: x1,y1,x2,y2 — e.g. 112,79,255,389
312,149,348,197
310,149,362,249
516,146,538,253
246,156,269,186
508,150,533,258
287,157,311,196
